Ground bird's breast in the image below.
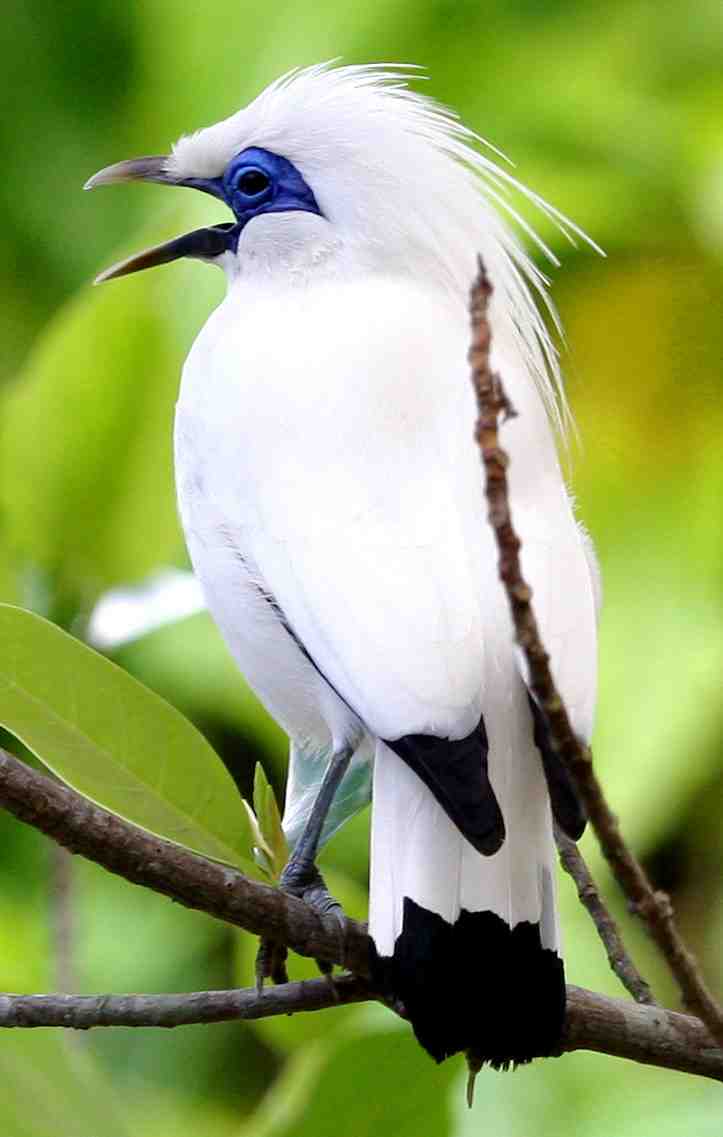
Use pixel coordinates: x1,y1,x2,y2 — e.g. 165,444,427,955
175,275,472,538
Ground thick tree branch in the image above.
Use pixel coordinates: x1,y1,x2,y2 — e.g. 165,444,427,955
555,829,655,1006
0,747,721,1080
468,260,723,1048
561,987,722,1080
0,748,369,979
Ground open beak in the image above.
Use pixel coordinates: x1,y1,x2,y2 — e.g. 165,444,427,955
85,156,234,283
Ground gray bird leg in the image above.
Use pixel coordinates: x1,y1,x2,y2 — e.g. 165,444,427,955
256,744,354,988
280,743,354,892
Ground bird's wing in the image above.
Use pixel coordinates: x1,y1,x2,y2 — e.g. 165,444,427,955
515,501,599,743
247,500,488,744
204,275,594,749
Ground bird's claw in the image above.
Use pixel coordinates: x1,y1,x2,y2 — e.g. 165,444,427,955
255,861,344,990
255,936,289,991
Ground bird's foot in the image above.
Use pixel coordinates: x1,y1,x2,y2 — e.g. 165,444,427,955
255,860,344,991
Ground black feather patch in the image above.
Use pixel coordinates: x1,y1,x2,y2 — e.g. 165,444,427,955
371,897,566,1068
383,718,505,855
527,695,587,840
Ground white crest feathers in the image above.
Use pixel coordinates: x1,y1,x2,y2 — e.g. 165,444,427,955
167,63,600,437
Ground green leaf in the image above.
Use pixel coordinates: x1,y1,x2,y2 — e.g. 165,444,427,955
241,798,275,878
0,604,259,875
114,609,287,776
253,762,289,879
0,536,19,607
0,202,222,612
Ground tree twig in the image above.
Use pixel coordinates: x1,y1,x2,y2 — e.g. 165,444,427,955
468,259,723,1048
0,747,720,1079
0,975,371,1029
0,976,719,1081
555,829,655,1005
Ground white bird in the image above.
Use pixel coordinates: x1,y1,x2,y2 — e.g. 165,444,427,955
86,63,599,1069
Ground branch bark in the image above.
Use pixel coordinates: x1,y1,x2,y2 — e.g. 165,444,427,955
562,986,722,1080
0,747,369,978
0,974,719,1082
0,975,371,1029
468,260,723,1048
0,747,721,1080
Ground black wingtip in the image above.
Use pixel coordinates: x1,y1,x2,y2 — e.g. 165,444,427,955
527,695,587,840
384,717,506,855
371,898,566,1067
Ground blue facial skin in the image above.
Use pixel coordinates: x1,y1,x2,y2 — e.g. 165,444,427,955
183,148,323,253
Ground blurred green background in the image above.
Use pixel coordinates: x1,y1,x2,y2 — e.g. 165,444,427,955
0,1,722,1134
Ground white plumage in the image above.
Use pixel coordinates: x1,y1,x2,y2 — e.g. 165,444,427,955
89,63,599,1067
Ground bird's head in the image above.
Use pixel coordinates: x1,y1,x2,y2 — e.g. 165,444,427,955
86,139,326,283
87,64,588,286
86,64,598,428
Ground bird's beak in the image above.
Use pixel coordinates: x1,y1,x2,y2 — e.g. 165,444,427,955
85,155,234,283
84,155,177,191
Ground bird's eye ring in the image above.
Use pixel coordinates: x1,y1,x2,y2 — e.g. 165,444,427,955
235,167,271,198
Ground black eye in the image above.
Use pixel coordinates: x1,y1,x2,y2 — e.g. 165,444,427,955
235,167,271,197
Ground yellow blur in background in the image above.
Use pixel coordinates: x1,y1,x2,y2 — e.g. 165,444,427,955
0,2,721,1134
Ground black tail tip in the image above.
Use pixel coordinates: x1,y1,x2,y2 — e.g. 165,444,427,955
371,898,566,1067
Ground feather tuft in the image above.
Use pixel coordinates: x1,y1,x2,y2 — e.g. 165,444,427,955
167,63,601,439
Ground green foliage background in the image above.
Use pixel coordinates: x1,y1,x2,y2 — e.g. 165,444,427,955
0,1,721,1133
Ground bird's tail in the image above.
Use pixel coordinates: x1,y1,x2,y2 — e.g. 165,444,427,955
368,730,566,1068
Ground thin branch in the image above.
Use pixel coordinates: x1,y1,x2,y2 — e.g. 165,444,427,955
468,260,723,1048
0,975,370,1029
0,978,719,1081
0,748,720,1080
555,829,655,1005
468,264,652,1010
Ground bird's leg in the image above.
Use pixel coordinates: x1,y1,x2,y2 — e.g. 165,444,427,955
279,743,354,898
256,744,354,989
